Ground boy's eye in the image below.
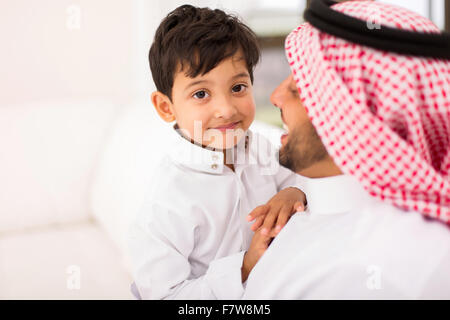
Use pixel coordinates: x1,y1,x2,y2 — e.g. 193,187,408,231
193,90,209,99
232,84,247,93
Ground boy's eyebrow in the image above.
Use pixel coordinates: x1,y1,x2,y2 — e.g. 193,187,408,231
231,72,250,80
184,79,211,91
184,72,250,92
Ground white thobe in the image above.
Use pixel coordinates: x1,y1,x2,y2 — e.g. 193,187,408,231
243,174,450,299
127,126,304,299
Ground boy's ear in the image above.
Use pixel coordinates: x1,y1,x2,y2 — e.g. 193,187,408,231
151,91,176,122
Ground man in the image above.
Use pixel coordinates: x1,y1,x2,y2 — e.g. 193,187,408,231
243,1,450,299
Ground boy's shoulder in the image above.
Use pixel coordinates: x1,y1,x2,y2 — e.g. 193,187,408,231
144,153,213,205
248,130,276,147
246,129,280,169
137,155,203,222
247,123,283,153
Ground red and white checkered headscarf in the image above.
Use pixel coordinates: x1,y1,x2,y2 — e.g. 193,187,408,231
286,1,450,223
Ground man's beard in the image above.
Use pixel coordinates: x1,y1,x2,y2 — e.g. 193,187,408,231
279,121,329,173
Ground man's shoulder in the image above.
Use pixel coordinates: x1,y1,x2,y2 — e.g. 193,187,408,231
362,199,450,244
348,202,450,298
359,200,450,260
245,201,450,299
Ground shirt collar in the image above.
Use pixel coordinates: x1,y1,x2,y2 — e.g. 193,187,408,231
166,124,250,174
298,174,370,215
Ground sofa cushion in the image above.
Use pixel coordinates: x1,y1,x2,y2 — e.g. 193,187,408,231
0,100,120,232
0,222,132,299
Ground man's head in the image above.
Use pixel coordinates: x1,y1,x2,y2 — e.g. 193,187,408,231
278,0,450,221
271,75,337,176
149,5,260,149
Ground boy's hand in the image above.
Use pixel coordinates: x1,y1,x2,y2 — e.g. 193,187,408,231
241,226,273,282
246,187,306,237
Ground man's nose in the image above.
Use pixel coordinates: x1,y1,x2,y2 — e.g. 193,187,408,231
270,86,282,109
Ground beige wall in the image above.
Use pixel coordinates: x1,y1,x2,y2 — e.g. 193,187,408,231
0,0,140,106
0,0,284,108
0,0,277,108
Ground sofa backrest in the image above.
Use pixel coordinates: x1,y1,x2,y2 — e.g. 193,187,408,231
0,100,120,233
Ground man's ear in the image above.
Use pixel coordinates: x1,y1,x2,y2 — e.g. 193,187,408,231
151,91,176,122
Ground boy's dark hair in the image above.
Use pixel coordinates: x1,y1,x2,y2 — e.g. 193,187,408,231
149,5,260,100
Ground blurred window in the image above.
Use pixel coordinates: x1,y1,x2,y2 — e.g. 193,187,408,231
242,0,307,127
378,0,445,30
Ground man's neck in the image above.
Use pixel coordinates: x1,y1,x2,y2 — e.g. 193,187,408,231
298,157,342,178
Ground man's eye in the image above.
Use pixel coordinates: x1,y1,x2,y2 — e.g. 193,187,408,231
232,84,247,93
290,87,299,97
193,90,209,99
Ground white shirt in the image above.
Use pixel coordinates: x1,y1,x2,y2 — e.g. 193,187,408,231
127,126,303,300
243,174,450,299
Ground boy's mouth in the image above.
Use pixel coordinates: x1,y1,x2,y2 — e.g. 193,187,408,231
211,121,241,132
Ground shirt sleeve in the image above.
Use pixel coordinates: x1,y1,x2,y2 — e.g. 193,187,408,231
273,164,307,193
253,131,307,194
127,201,246,300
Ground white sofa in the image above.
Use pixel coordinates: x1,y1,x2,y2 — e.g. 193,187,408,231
0,98,282,299
0,99,134,299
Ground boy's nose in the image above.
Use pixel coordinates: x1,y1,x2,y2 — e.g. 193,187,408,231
214,98,237,119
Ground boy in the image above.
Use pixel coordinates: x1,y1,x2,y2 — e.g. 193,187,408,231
128,5,306,299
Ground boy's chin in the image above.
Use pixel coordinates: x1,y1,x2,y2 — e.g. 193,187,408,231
202,129,247,150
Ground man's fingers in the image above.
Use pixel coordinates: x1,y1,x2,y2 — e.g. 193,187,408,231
247,204,270,221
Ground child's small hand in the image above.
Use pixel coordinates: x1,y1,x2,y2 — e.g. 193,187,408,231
241,226,273,282
246,187,306,237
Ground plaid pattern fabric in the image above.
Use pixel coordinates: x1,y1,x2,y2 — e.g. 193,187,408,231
286,1,450,223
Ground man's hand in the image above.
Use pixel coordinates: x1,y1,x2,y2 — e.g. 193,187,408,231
241,226,273,282
247,187,306,237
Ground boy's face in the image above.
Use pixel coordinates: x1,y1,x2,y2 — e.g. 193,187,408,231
166,51,255,150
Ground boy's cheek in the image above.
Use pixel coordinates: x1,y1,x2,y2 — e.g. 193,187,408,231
240,103,256,130
247,100,256,120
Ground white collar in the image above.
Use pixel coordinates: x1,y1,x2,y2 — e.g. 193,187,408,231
166,124,251,174
298,174,370,215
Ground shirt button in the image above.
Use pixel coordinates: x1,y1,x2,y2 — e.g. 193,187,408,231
212,154,219,161
211,163,218,170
